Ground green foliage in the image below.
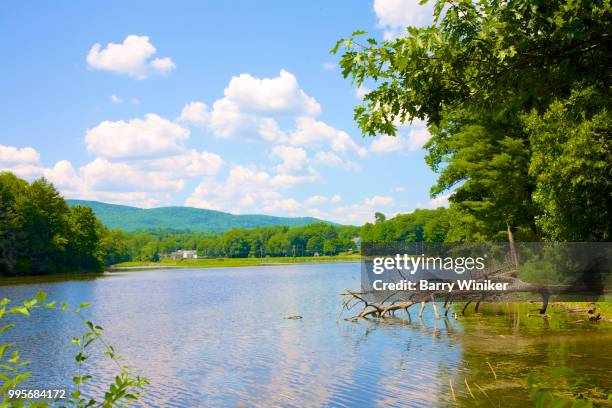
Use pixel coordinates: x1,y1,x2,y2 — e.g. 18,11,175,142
0,174,112,276
333,0,611,242
524,87,611,241
0,290,148,407
66,200,330,233
361,208,450,243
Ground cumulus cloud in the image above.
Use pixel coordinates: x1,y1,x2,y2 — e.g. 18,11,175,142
304,194,341,206
110,94,122,104
334,195,396,224
144,149,224,177
80,158,183,192
289,117,367,157
85,113,190,159
312,151,360,171
374,0,434,39
40,157,187,208
185,164,316,214
179,70,321,139
149,57,176,75
0,145,40,165
369,119,431,153
224,70,320,116
43,160,81,192
86,35,175,79
429,193,451,208
369,135,406,153
0,145,44,178
270,145,308,174
177,71,367,167
178,101,209,126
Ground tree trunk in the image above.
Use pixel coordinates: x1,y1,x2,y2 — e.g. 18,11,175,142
507,222,519,269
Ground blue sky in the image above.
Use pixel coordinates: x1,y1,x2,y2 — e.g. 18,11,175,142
0,0,447,224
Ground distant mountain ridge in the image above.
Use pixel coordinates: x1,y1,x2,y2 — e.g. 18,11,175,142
67,199,331,233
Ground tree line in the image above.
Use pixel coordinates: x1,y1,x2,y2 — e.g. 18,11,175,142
333,0,611,243
0,172,112,275
1,171,458,274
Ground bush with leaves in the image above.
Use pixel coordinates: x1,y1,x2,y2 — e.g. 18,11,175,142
0,290,148,407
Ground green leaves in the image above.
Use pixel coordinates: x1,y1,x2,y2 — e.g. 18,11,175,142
334,0,611,242
0,291,148,407
35,290,46,303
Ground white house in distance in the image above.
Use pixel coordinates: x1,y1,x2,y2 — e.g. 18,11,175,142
170,249,198,260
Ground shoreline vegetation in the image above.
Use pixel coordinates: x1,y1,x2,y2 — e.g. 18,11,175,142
111,253,361,269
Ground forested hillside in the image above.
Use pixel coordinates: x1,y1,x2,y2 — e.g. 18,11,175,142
67,199,329,232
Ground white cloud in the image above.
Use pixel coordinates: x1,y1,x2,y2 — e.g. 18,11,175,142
144,149,224,177
224,70,320,116
270,145,308,174
364,195,394,207
304,194,341,207
429,193,451,208
334,195,395,224
42,158,186,208
408,126,431,150
0,145,43,178
85,113,190,159
289,117,367,157
369,119,431,153
86,35,175,79
370,135,406,153
149,57,175,76
312,151,360,171
392,186,406,193
185,164,316,214
81,158,183,193
261,198,302,214
355,85,371,99
179,70,322,139
44,160,81,192
178,101,209,126
111,95,141,105
258,117,289,143
0,145,40,165
373,0,434,39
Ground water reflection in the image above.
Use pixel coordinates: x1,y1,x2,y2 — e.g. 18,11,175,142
0,264,610,407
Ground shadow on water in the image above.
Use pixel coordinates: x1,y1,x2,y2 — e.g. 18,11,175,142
0,264,610,407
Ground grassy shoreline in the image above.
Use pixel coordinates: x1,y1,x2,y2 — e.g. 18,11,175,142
112,253,361,269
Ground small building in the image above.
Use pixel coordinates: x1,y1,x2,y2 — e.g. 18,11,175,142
170,249,198,260
351,237,362,248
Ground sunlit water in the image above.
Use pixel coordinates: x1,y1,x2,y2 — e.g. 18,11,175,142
1,263,611,407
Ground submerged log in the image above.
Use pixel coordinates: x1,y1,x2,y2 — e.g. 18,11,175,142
342,270,604,320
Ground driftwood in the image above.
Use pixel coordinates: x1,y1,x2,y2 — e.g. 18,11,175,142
342,269,605,320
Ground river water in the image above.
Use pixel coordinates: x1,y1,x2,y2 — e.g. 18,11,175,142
0,262,610,407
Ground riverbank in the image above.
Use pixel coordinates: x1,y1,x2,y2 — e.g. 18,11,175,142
112,253,361,269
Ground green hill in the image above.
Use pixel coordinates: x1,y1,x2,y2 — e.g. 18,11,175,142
67,200,331,233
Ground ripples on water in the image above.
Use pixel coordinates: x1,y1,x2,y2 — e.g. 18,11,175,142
0,263,610,407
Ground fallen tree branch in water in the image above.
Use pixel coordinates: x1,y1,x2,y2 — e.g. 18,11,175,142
342,267,606,319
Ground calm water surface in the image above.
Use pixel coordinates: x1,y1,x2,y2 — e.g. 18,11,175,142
0,263,611,407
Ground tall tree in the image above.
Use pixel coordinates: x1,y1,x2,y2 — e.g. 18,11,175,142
333,0,611,242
